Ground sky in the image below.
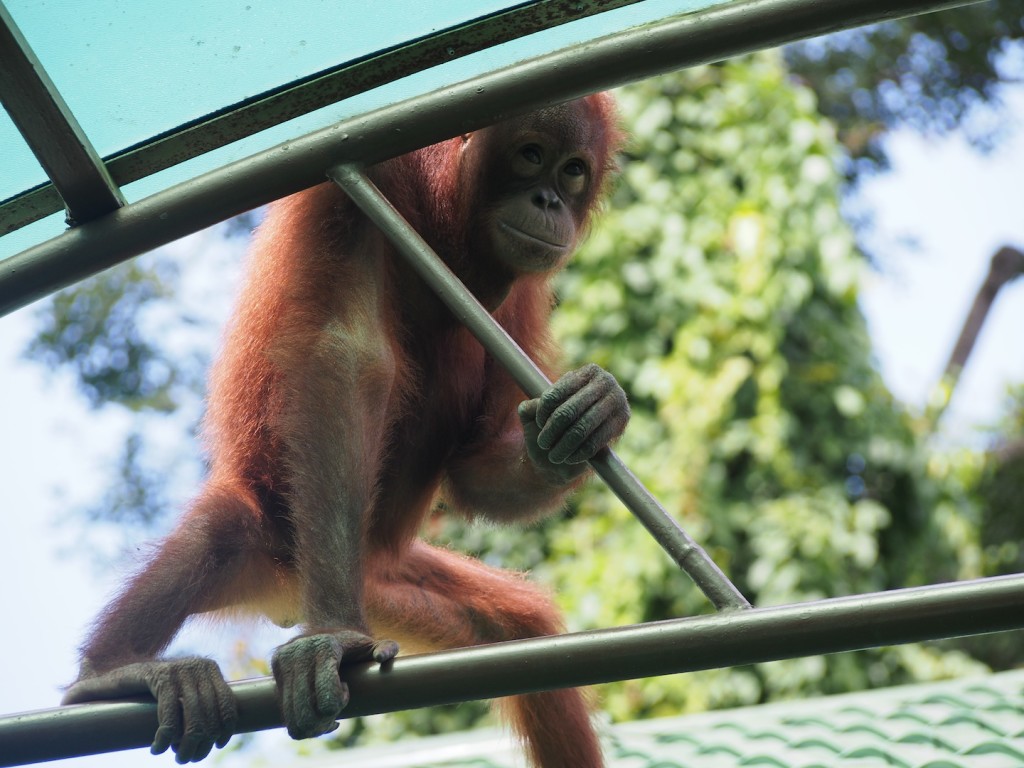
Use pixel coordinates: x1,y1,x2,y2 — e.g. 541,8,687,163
858,89,1024,437
2,6,1024,768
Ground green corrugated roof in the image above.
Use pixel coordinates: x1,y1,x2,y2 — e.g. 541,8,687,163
317,670,1024,767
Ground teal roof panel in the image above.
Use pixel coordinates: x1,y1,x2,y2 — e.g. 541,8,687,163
0,0,729,258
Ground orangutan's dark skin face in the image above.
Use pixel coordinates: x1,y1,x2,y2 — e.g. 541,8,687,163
465,103,603,275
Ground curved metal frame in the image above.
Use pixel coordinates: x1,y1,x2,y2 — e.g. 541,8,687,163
0,0,980,317
0,0,645,233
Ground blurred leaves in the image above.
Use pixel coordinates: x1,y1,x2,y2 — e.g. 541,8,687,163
83,430,171,529
24,256,181,412
22,222,250,542
977,384,1024,576
555,55,990,710
786,1,1024,178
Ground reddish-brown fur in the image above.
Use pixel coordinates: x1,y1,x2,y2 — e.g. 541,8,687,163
71,95,623,767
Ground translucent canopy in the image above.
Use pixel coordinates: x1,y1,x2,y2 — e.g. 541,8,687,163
0,0,721,259
0,0,973,310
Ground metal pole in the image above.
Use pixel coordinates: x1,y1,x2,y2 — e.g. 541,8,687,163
329,164,750,612
0,4,124,223
3,574,1023,765
0,0,983,316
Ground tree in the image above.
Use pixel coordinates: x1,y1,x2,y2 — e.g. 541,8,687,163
785,1,1024,179
22,224,252,550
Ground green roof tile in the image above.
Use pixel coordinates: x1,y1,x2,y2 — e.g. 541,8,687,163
305,670,1024,767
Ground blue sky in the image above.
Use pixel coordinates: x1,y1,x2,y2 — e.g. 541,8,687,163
858,91,1024,436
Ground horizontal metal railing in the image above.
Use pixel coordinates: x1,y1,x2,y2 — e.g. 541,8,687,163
3,575,1023,765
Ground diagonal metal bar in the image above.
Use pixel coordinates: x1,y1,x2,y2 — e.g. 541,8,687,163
3,574,1023,765
0,3,124,224
0,0,643,234
329,164,751,612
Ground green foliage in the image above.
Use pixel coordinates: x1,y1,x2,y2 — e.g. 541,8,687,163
952,383,1024,669
25,257,181,412
82,431,172,529
785,1,1024,176
560,54,986,710
977,384,1024,576
23,223,249,538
